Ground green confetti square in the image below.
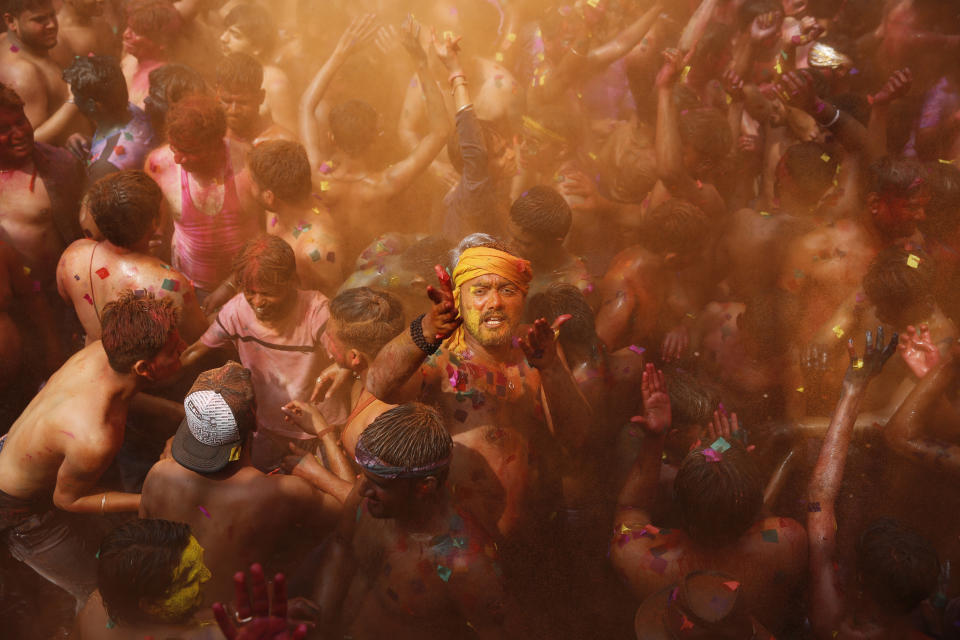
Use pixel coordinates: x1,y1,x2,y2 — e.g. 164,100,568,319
437,565,452,582
710,437,731,453
308,248,322,262
761,529,779,544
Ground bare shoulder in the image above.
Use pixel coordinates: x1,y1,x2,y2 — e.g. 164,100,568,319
745,516,808,559
262,64,291,91
145,145,176,175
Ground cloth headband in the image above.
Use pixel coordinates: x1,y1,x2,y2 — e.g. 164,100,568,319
354,440,451,479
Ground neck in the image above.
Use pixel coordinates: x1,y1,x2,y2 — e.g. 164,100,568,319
103,359,146,401
397,490,451,533
94,106,132,133
231,114,269,141
272,198,311,224
189,148,228,180
7,32,47,58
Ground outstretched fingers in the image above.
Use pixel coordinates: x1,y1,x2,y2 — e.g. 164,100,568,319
249,564,270,618
212,603,237,640
271,573,287,619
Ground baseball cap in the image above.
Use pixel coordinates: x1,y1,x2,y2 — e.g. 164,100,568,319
172,361,255,473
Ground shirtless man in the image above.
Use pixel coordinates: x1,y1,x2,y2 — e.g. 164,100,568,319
505,186,593,300
121,0,181,109
57,170,208,343
246,140,341,294
594,198,710,357
50,0,119,69
140,362,339,605
611,364,808,634
75,519,220,640
300,16,448,266
807,329,941,639
365,237,591,542
0,291,185,604
219,3,297,132
145,94,262,298
313,403,518,640
0,82,84,285
0,0,83,144
216,53,295,148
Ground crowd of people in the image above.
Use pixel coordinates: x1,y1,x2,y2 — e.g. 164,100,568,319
1,0,960,638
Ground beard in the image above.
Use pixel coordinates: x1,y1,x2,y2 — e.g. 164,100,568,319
463,307,516,347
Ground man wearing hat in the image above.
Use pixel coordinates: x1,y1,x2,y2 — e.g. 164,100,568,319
140,362,340,606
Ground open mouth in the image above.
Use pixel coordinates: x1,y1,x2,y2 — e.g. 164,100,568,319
482,315,507,329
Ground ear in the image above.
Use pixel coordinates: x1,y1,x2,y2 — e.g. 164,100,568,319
348,349,365,371
258,89,266,106
3,13,16,32
262,189,276,209
132,359,154,380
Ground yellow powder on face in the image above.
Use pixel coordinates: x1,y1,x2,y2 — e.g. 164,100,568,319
143,536,211,622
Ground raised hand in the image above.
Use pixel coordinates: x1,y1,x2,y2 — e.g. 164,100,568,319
310,362,354,404
655,47,684,89
870,68,913,107
557,171,602,211
721,69,745,102
423,265,462,342
661,325,689,362
775,69,819,113
844,327,898,387
212,565,307,640
706,406,740,443
400,15,428,65
333,13,378,59
751,10,783,44
431,28,462,71
897,323,940,378
630,363,671,436
519,315,571,369
281,400,332,437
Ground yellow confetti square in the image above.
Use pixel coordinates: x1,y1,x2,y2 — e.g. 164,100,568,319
853,358,864,369
760,211,771,217
680,65,691,82
821,154,831,163
907,254,921,268
443,31,453,41
495,52,504,62
796,387,805,393
588,152,598,161
726,94,733,105
774,60,783,74
312,206,322,215
587,0,599,7
22,266,30,276
507,32,517,42
939,159,954,165
320,181,330,192
832,325,844,339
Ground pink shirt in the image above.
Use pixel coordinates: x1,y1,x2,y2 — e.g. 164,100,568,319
201,290,331,439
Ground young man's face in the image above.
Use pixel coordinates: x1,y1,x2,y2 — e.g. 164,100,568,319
0,107,35,165
871,191,928,239
243,281,296,324
145,330,187,381
220,25,256,56
5,4,58,50
217,86,263,135
358,471,415,519
459,273,525,348
122,25,161,60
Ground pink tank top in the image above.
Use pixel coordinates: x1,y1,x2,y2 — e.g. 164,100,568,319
172,151,257,291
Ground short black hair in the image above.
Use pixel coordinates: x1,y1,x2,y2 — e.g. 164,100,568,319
862,247,935,325
87,170,162,247
525,283,597,354
98,519,192,625
125,0,182,45
145,64,207,135
248,140,312,203
509,186,572,239
856,519,940,614
867,157,924,200
329,287,405,356
223,2,277,55
3,0,52,16
639,198,709,256
780,142,840,206
329,100,378,155
217,52,263,94
63,55,129,116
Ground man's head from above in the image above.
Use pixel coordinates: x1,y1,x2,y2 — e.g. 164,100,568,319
639,198,709,270
774,142,839,210
87,170,163,248
525,283,599,362
600,132,657,205
62,54,129,120
101,290,184,381
689,22,734,79
325,287,404,372
355,403,453,519
0,83,33,166
634,571,765,639
166,94,227,174
233,234,299,324
65,0,105,18
508,186,572,263
919,160,960,244
863,247,936,329
329,99,379,157
664,368,721,463
247,139,311,210
220,2,277,58
867,158,928,240
447,118,516,182
450,235,532,349
216,53,265,136
123,0,181,61
144,64,207,136
856,518,939,615
679,107,731,180
98,519,211,626
172,361,256,474
519,107,579,170
2,0,58,51
674,442,763,547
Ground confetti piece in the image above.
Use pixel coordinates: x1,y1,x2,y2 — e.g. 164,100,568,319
308,248,322,262
710,437,731,453
95,267,110,279
320,181,330,192
796,386,805,393
21,266,31,277
761,529,779,543
495,52,504,62
9,45,19,53
437,565,452,581
588,151,598,161
319,161,333,174
73,273,80,281
939,159,954,165
833,325,844,339
853,358,864,369
114,145,126,156
198,505,211,518
628,345,645,355
507,32,517,42
586,0,599,7
679,65,691,83
679,615,695,631
326,251,336,263
723,580,740,591
760,210,771,217
774,59,783,75
703,448,721,463
726,94,733,105
907,254,921,268
124,131,134,141
821,153,831,162
161,278,179,292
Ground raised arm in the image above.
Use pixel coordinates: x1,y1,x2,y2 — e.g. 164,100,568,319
807,329,897,638
587,1,665,68
365,265,461,402
655,48,689,188
866,68,913,160
299,14,378,169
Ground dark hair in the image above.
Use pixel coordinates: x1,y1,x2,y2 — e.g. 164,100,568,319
222,2,277,55
166,94,226,154
863,247,936,325
667,368,720,428
233,234,298,291
358,403,452,472
2,0,51,16
329,287,405,356
674,443,763,546
62,55,128,115
780,142,839,205
920,161,960,239
145,64,206,136
525,283,598,355
101,291,180,373
98,519,192,625
126,0,182,45
639,199,709,256
856,519,940,614
248,140,311,203
329,100,378,155
216,52,263,94
87,171,162,247
0,81,25,112
510,186,572,239
398,236,451,280
867,157,924,200
679,108,731,168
